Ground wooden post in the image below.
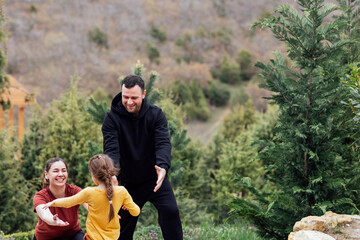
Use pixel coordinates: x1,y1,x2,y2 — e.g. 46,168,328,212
8,106,13,135
18,106,24,142
0,105,4,128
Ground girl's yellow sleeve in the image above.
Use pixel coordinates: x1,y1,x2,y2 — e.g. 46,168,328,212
52,188,88,208
122,188,140,216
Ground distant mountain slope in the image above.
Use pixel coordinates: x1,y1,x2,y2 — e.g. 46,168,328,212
4,0,289,106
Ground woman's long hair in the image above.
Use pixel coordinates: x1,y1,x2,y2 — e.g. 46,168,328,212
89,154,119,222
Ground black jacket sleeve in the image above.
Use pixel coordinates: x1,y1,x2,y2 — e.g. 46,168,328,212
154,109,171,172
102,113,121,169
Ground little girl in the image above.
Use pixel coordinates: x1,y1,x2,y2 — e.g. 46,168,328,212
43,154,140,240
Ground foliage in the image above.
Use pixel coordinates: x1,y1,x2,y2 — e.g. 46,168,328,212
87,27,109,49
29,5,37,13
343,64,360,157
175,33,191,48
39,77,102,188
1,230,34,240
19,106,45,186
132,222,264,240
211,26,233,49
158,99,212,225
145,42,160,64
237,49,253,81
229,178,302,240
229,86,250,107
219,55,240,84
209,105,278,223
170,79,210,121
0,2,10,110
212,0,226,18
145,71,162,104
1,224,265,240
231,1,360,239
332,0,360,65
85,96,109,125
150,25,167,43
221,100,255,142
0,130,37,234
175,33,193,63
208,80,230,106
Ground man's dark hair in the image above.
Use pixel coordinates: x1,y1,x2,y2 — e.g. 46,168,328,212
121,75,145,92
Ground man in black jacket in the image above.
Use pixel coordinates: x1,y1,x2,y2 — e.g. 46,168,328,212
102,74,183,240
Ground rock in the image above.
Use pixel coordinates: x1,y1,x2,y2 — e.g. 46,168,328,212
293,216,326,232
288,230,335,240
289,211,360,240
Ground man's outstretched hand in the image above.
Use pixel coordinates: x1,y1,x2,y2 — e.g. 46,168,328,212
154,165,166,192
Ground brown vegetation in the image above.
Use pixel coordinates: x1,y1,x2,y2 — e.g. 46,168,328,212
4,0,289,107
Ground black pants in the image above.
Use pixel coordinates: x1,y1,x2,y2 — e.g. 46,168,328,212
119,177,183,240
33,229,84,240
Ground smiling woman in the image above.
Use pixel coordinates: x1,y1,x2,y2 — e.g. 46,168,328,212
32,158,88,240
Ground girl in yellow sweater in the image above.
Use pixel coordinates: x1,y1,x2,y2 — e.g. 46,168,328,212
43,154,140,240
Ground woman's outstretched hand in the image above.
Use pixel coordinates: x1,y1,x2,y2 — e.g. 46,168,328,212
51,213,69,226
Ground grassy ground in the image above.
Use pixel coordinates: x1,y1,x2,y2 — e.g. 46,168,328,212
184,105,229,145
184,82,251,145
134,223,264,240
1,223,264,240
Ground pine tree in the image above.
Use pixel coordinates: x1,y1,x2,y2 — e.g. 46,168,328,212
0,130,37,234
230,1,360,239
237,49,253,81
209,105,278,223
219,55,240,84
333,0,360,65
40,77,102,187
0,2,10,110
221,99,255,142
84,96,109,125
344,64,360,157
19,106,45,184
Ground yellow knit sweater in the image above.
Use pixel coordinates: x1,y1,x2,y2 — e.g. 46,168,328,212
52,186,140,240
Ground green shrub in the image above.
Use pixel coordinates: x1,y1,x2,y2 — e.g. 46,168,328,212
150,25,167,43
211,26,232,47
2,230,34,240
237,49,253,81
29,5,37,13
145,42,160,64
175,33,191,47
0,130,37,234
210,65,221,79
219,55,240,84
170,80,210,121
229,87,250,107
208,81,230,106
88,27,109,49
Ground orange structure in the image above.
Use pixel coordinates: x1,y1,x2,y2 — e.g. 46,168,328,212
0,75,35,142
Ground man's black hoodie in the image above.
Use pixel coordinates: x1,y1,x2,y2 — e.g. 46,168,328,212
102,92,171,186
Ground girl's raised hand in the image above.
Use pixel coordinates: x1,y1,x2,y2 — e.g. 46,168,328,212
42,201,54,210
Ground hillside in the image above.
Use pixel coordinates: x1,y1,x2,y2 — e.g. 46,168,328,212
4,0,290,107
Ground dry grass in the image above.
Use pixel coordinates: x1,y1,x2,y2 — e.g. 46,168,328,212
185,105,229,144
4,0,290,107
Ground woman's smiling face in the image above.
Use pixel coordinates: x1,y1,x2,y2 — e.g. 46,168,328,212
45,161,68,187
